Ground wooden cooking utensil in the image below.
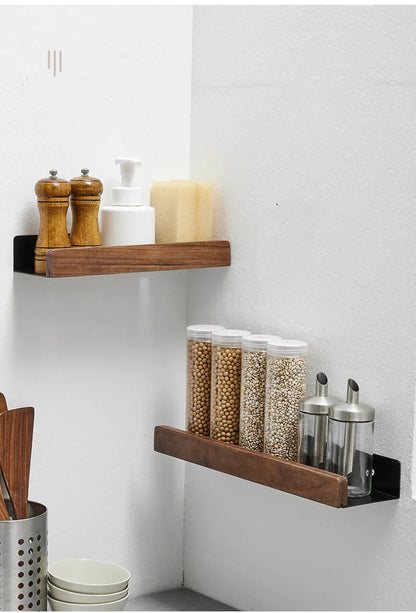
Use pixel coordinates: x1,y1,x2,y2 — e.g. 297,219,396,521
0,407,34,520
0,392,10,519
0,393,8,414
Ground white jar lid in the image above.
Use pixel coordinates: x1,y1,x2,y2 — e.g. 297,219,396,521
242,334,281,351
187,325,225,342
212,329,251,347
267,338,308,357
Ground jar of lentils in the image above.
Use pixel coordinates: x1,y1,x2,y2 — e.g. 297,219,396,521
187,325,225,437
239,334,281,451
264,339,308,460
211,329,250,444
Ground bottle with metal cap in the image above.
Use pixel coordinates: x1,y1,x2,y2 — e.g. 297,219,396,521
34,169,71,275
70,168,103,247
326,379,375,497
298,372,339,469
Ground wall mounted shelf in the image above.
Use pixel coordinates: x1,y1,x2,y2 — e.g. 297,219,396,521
154,426,400,509
13,235,231,278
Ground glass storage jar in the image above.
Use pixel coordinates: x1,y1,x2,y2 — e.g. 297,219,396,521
239,334,280,451
211,329,250,444
186,325,225,436
264,339,307,460
326,379,375,498
298,372,339,469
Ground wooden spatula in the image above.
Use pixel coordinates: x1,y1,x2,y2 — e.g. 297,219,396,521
0,407,34,519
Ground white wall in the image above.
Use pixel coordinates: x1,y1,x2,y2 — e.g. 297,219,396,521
186,6,416,610
1,5,192,597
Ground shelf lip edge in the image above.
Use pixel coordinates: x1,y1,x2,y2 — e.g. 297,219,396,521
45,240,231,254
154,426,401,509
154,425,348,508
46,240,231,277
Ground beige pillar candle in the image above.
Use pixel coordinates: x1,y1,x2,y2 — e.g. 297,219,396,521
195,181,214,241
151,180,196,243
151,180,214,243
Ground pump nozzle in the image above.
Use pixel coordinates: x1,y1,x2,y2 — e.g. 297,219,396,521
115,157,142,187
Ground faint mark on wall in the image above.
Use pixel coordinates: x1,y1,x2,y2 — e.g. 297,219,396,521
47,50,63,77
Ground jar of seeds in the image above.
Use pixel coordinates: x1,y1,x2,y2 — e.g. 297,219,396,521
239,334,281,451
211,329,250,444
187,325,225,437
264,339,308,460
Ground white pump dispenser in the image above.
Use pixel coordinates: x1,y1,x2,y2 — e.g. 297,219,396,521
100,157,155,246
112,157,144,205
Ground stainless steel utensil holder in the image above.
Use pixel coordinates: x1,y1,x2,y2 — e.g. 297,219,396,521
0,501,47,611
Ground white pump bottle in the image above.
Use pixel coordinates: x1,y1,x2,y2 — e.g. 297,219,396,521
100,157,155,246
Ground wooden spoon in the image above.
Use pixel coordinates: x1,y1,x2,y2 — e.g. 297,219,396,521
0,407,34,519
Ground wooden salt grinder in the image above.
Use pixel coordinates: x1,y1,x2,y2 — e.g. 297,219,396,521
70,169,103,247
34,170,71,275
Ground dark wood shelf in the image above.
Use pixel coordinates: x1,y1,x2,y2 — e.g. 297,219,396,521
154,426,400,509
14,235,231,278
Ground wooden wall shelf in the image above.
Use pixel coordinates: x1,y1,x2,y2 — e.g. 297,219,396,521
13,235,231,278
154,426,401,509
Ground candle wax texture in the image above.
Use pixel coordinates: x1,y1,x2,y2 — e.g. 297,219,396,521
151,180,214,243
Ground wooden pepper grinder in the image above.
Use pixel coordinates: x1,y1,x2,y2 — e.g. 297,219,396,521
70,169,103,246
34,170,71,275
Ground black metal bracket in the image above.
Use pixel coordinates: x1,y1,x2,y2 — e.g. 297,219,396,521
346,453,401,508
13,235,37,275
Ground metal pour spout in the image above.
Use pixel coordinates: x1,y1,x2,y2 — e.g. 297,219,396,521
312,373,328,467
315,372,328,397
347,379,359,404
343,380,360,477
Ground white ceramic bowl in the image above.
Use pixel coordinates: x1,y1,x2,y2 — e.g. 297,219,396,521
48,559,131,595
47,580,129,604
48,594,129,611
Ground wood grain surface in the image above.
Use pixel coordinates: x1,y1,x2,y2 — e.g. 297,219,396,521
0,393,8,414
0,408,34,519
45,240,231,277
0,393,10,519
154,426,348,508
70,171,103,247
34,175,71,275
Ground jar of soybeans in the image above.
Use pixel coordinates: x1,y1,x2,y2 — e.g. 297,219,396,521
186,325,225,436
211,329,250,444
264,339,307,460
239,334,281,451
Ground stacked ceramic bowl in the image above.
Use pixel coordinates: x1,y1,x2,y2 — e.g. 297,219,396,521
47,559,131,611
